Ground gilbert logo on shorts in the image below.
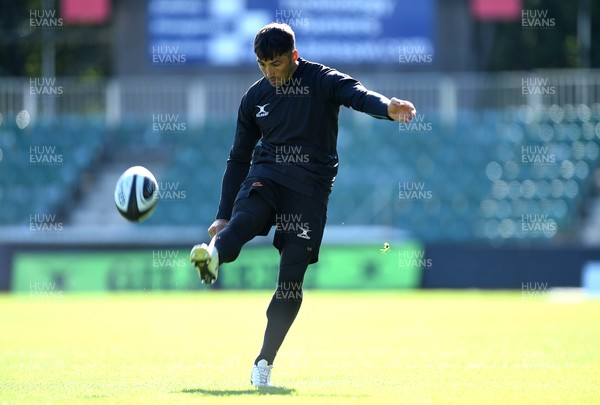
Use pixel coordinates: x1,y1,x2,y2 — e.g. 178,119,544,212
255,103,270,117
252,181,263,187
297,225,311,240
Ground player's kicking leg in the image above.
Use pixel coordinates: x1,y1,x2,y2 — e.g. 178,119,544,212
190,189,273,283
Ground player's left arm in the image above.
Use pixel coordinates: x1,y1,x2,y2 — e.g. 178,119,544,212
321,69,416,123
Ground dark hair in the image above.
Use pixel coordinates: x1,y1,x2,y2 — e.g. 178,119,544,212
254,23,296,61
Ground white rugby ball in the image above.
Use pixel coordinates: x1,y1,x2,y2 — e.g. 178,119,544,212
114,166,159,222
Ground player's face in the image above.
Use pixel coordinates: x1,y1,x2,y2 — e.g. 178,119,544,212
258,50,298,88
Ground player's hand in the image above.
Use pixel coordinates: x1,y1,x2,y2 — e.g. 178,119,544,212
388,98,416,123
208,219,229,237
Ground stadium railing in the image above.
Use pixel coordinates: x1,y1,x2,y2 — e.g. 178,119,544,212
2,70,600,124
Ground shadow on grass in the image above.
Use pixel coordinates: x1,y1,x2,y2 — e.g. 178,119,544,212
181,387,296,396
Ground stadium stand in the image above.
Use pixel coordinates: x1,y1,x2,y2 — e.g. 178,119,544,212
2,73,599,243
0,116,104,225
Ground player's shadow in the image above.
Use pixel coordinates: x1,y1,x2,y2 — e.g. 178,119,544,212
181,387,296,396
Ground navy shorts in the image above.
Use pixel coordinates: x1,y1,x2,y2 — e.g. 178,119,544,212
233,176,328,264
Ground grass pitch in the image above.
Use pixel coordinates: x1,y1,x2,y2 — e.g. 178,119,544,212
1,291,599,404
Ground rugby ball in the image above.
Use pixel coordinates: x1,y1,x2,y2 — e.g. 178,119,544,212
114,166,159,222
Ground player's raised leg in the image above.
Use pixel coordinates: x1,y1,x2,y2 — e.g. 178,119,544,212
190,190,273,283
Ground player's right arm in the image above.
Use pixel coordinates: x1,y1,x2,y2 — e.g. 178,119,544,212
210,91,261,236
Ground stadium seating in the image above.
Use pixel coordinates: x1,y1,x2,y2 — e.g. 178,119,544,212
2,105,598,242
0,116,104,225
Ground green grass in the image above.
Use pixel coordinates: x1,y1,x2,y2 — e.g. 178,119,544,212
1,291,599,404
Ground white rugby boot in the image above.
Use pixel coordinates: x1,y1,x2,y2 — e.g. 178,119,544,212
189,237,219,284
250,359,272,387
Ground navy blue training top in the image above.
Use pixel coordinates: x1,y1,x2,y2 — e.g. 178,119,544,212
216,58,392,220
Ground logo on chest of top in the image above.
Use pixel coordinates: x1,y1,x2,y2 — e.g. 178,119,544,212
255,104,270,118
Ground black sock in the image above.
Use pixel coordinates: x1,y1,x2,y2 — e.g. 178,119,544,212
255,288,303,365
255,244,310,365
